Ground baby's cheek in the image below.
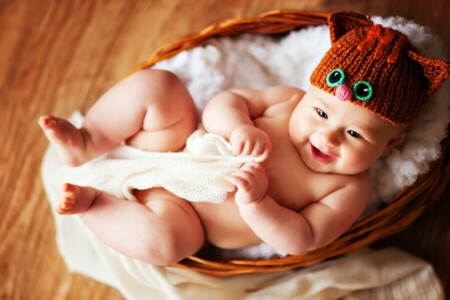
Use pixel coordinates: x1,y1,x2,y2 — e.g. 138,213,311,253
288,119,303,143
344,149,373,173
295,116,314,140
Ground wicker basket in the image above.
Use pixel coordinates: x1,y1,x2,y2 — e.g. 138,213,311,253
132,10,449,276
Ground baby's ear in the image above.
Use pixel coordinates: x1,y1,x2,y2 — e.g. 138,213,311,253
407,50,450,94
382,132,407,156
328,11,373,45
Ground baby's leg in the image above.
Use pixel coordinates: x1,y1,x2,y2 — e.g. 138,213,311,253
57,184,204,265
39,69,197,166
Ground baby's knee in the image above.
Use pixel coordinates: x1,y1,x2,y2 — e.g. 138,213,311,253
130,69,196,117
139,224,204,266
130,69,184,96
134,194,205,265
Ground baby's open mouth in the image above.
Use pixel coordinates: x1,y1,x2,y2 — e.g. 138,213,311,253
310,143,336,163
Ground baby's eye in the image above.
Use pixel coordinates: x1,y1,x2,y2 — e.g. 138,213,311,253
353,81,373,100
316,108,328,119
326,69,345,87
347,130,361,138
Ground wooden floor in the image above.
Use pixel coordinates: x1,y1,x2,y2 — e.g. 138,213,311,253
0,0,448,299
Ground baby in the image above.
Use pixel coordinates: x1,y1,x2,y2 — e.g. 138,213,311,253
39,11,449,265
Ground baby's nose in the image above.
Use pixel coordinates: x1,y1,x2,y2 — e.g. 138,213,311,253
335,84,353,101
321,130,339,147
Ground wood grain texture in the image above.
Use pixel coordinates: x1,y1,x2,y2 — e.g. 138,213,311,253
0,0,448,299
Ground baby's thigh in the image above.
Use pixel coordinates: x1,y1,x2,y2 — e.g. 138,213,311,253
136,69,198,130
134,188,205,251
124,69,199,151
84,69,197,147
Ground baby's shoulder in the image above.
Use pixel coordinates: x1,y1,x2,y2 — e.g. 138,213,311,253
262,86,305,118
318,172,370,213
335,171,370,198
262,85,306,100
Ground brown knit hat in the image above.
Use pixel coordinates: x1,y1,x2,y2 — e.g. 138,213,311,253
310,11,449,125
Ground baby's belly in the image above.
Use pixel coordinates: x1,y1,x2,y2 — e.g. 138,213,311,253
191,193,262,249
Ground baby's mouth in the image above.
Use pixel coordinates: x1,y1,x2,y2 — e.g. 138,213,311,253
310,143,336,163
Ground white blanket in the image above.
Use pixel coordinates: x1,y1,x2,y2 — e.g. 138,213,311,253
68,124,252,204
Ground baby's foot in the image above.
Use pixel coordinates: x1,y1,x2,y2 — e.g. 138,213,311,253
56,183,97,214
39,115,90,166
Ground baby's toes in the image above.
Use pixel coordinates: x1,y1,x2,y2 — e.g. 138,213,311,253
38,115,55,129
56,184,78,214
55,198,73,214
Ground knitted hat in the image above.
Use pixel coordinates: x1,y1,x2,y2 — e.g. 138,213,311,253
310,11,449,125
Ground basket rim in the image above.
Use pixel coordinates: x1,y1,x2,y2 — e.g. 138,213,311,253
129,10,329,75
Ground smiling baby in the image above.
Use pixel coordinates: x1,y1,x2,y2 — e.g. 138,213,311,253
39,11,448,265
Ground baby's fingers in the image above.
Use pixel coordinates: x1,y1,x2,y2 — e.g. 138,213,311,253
243,140,270,161
240,161,264,173
257,141,272,162
231,139,245,156
225,170,255,190
242,140,254,156
230,138,255,157
225,175,249,193
250,140,263,157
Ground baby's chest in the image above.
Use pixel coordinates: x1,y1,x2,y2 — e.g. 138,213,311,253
264,150,337,211
255,113,338,210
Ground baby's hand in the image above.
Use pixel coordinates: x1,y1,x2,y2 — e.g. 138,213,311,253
229,125,272,162
226,162,269,206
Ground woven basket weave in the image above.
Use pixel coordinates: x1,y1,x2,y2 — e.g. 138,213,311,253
132,10,449,276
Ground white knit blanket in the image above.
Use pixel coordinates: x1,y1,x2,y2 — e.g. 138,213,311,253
68,125,252,204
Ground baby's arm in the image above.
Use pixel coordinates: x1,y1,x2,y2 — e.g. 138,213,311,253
202,86,304,161
229,166,370,254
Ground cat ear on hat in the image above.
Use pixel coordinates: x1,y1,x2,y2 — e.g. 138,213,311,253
407,50,450,94
329,11,373,44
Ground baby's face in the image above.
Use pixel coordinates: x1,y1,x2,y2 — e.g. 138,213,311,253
289,86,406,175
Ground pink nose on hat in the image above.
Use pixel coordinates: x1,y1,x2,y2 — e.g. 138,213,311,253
335,84,353,101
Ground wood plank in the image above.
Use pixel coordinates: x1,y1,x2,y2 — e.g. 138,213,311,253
0,0,448,299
